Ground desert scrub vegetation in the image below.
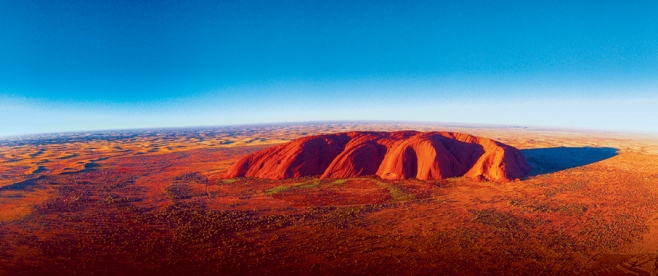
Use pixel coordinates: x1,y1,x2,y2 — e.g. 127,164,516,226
261,177,418,202
172,172,207,185
221,178,240,184
469,209,532,240
34,196,87,214
311,204,389,229
101,176,136,191
372,180,415,201
164,175,206,200
163,184,196,200
264,179,321,195
316,206,364,229
265,185,291,195
103,194,139,204
296,179,320,189
331,179,349,185
154,203,258,248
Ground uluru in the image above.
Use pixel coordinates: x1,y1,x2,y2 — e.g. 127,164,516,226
226,131,532,182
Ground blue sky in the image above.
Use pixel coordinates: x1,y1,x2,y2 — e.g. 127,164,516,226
1,0,657,136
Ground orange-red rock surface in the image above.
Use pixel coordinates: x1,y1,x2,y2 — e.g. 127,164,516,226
226,131,531,182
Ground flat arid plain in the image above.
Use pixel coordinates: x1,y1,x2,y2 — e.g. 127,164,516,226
2,122,658,275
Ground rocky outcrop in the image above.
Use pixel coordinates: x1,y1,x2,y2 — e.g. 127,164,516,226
226,131,531,182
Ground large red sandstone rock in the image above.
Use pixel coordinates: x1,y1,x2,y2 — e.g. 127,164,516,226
226,131,531,182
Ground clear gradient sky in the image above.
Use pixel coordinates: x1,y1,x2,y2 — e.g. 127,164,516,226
1,0,657,137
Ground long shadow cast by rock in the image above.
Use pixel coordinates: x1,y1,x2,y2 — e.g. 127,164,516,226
521,147,618,177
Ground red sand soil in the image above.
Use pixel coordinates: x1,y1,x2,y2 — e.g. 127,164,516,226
226,131,531,182
1,122,658,275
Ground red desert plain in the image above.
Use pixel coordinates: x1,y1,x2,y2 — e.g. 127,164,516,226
2,121,658,275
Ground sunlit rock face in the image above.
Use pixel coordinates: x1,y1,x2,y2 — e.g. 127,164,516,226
226,131,531,182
